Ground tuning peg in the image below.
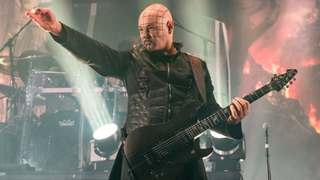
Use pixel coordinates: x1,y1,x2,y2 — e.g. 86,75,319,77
290,81,293,84
286,85,289,88
293,78,296,81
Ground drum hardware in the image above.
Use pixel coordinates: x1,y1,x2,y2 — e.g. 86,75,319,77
21,73,129,172
112,80,120,123
24,111,93,172
0,56,19,76
17,50,61,86
0,51,129,171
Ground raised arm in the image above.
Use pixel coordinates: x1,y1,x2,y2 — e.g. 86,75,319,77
26,7,132,79
26,7,64,37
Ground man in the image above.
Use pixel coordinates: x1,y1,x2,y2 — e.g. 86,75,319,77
26,3,249,180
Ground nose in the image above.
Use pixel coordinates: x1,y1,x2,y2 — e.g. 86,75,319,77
140,29,151,39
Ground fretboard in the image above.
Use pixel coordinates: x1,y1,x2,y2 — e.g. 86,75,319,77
184,83,272,138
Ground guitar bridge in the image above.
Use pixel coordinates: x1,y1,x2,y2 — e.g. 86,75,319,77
141,152,154,165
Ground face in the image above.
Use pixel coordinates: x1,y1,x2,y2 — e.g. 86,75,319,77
138,4,171,51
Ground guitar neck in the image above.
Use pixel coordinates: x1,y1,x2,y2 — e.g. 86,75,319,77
185,84,272,138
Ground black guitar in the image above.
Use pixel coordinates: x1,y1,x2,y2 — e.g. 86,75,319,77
124,69,297,180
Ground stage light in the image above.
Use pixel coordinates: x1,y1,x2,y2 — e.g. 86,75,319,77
93,124,119,158
210,130,227,139
209,133,246,161
206,133,246,179
93,123,118,140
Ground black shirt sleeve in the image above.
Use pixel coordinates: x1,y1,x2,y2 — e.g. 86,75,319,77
50,22,133,80
198,61,243,140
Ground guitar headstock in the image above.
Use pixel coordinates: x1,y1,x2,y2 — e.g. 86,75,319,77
270,69,297,92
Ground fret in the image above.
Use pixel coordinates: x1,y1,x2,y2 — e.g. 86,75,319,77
201,123,206,131
217,112,224,122
256,89,263,97
246,95,254,103
253,91,260,99
188,127,195,137
206,120,212,128
193,125,200,135
188,128,194,138
197,124,202,134
207,118,214,127
185,129,191,138
220,111,228,119
260,88,266,95
192,125,197,135
225,108,232,117
210,116,217,124
202,120,210,129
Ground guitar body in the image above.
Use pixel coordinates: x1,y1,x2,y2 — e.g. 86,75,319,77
122,69,298,180
124,101,213,180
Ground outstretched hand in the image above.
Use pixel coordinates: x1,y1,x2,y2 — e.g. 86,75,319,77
227,94,250,125
25,7,62,36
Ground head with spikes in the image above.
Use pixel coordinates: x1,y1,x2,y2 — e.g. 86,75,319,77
138,3,176,55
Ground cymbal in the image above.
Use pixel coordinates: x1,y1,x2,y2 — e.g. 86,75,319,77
0,84,12,96
0,56,19,76
0,84,45,106
17,50,61,85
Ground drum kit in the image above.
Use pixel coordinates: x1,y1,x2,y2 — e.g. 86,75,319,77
0,37,141,172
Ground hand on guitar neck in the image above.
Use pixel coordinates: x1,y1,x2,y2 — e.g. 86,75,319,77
227,94,250,125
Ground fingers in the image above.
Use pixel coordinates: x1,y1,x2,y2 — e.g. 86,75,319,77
236,97,250,117
36,7,50,14
25,7,50,19
228,96,250,124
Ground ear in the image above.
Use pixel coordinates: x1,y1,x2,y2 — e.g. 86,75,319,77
166,21,174,34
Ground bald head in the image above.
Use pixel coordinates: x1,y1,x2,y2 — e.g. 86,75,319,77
139,3,173,26
138,4,175,53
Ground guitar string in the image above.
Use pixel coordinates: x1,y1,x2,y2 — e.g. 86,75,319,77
150,72,290,157
152,115,223,157
151,112,225,157
150,105,236,156
150,117,212,156
152,107,240,156
150,85,270,157
150,102,238,156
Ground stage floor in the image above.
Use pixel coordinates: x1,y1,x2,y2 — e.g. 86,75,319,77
0,171,110,180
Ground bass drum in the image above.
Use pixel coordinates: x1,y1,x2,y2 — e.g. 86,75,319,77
24,111,93,172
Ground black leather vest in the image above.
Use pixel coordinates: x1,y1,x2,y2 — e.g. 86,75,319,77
123,44,200,136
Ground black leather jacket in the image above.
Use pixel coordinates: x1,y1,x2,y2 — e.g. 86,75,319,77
52,23,242,139
52,23,243,180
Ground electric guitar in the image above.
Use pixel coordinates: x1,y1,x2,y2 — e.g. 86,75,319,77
124,69,297,180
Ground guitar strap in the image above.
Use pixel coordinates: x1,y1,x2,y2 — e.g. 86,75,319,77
188,54,207,104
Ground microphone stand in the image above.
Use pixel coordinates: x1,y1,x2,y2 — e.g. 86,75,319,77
265,128,271,180
174,23,214,62
0,20,33,117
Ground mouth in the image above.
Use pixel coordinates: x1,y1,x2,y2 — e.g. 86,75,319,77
144,40,152,44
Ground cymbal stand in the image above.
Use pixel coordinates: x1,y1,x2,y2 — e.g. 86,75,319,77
112,80,120,123
18,66,36,164
0,18,34,164
0,19,32,124
102,78,109,105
